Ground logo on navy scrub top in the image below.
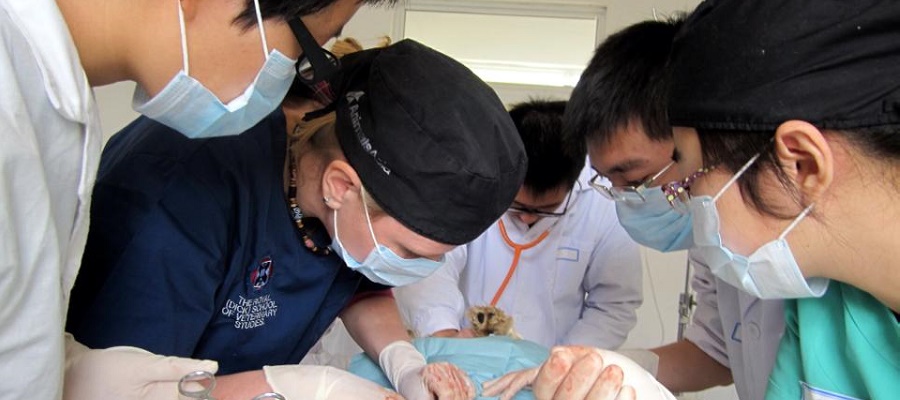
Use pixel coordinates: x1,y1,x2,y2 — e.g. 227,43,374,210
251,256,273,290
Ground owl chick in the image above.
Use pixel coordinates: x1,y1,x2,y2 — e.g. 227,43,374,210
466,305,522,339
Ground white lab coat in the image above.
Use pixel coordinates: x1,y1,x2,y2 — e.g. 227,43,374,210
684,258,784,400
0,1,101,399
397,166,643,349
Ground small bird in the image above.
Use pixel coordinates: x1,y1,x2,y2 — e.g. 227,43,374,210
466,305,522,339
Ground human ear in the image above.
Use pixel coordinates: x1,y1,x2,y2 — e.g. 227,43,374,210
321,160,361,210
773,120,834,203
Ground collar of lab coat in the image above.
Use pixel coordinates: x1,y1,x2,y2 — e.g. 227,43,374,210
4,0,94,124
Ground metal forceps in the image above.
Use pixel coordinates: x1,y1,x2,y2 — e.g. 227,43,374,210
179,370,286,400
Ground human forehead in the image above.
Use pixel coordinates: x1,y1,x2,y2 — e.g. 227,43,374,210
588,126,673,177
370,214,454,259
513,185,569,207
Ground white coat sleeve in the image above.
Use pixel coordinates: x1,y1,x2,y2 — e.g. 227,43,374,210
682,257,730,368
563,212,643,349
394,246,468,337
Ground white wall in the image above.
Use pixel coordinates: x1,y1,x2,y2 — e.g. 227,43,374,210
93,2,738,399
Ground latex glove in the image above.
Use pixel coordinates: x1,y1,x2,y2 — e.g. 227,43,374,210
482,346,675,400
63,333,219,400
378,340,474,400
264,364,403,400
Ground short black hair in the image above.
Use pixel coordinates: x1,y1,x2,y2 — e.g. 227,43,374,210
235,0,396,29
563,15,684,158
509,99,585,195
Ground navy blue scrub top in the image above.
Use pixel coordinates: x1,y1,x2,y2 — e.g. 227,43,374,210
66,110,387,374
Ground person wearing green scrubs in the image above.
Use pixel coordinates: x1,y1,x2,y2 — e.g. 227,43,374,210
479,0,900,399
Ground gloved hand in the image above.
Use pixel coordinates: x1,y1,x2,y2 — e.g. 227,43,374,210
481,346,675,400
264,364,404,400
378,340,474,400
63,333,219,400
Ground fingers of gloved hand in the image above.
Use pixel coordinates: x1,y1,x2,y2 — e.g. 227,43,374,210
550,348,607,400
106,347,219,382
614,385,637,400
583,364,625,400
265,364,401,400
396,367,433,400
423,362,474,400
531,347,580,400
63,345,218,400
480,367,538,398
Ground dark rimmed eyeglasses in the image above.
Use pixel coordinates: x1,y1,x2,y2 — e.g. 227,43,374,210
288,18,341,105
507,189,573,218
589,161,675,202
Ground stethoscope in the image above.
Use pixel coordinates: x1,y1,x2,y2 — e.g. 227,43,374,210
179,370,286,400
489,219,550,306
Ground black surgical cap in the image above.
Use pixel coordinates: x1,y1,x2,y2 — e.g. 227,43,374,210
331,39,528,246
668,0,900,131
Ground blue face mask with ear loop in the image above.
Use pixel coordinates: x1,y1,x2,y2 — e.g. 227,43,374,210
330,188,448,287
132,0,297,138
615,186,694,252
688,153,829,299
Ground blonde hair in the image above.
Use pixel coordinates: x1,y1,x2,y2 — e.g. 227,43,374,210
288,37,394,215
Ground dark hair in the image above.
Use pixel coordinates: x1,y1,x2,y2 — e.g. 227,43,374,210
510,99,585,195
563,15,684,158
234,0,395,29
696,125,900,219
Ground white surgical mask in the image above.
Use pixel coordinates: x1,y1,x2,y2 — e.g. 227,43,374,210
331,190,447,287
615,187,694,252
133,0,297,138
689,154,829,299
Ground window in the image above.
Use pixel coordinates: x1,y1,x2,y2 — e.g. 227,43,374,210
394,0,605,89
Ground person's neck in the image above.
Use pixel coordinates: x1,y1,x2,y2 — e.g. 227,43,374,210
807,191,900,313
56,0,137,86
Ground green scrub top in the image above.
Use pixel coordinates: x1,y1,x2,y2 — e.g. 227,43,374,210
766,282,900,399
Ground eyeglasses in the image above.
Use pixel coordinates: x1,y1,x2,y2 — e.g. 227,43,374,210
661,166,715,214
507,188,573,218
287,18,341,105
589,161,675,202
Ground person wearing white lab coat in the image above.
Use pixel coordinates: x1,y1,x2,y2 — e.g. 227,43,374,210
397,100,643,349
0,0,370,398
480,18,786,400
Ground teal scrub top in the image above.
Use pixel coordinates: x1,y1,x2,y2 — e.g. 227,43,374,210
766,282,900,399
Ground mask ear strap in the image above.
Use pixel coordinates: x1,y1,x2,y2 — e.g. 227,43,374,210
359,186,384,255
778,203,814,240
177,0,190,75
251,0,270,57
713,152,762,202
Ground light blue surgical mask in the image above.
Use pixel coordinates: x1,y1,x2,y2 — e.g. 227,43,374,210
615,187,694,252
687,153,829,299
133,0,296,138
331,190,447,287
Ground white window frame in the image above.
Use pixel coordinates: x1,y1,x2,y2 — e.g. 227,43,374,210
392,0,606,96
